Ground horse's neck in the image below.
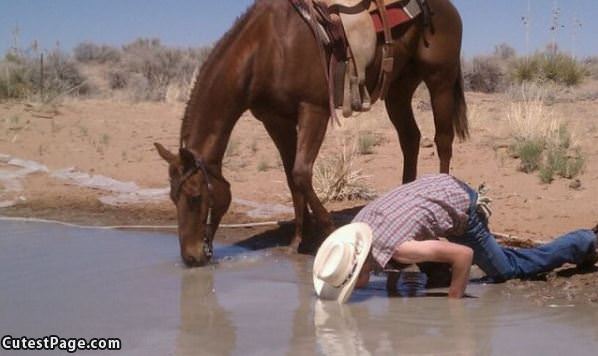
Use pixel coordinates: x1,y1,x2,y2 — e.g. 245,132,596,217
185,97,245,169
184,56,250,168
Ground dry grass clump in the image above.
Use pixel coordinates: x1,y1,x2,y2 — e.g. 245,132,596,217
507,85,585,182
313,142,375,203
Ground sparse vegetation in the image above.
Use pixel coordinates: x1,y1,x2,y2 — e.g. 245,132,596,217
0,38,212,103
100,133,110,145
510,51,586,86
357,130,381,155
0,49,88,102
313,142,375,203
257,158,270,172
464,55,505,93
512,139,544,173
463,45,587,93
73,42,121,64
508,85,585,182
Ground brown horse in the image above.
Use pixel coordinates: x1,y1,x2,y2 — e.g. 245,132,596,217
155,0,467,267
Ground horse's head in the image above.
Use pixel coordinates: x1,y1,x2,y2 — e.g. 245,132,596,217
155,143,231,267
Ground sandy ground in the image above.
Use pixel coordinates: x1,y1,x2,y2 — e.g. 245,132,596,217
2,83,598,235
1,80,598,300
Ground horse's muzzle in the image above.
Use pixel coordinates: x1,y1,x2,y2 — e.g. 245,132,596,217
182,252,211,267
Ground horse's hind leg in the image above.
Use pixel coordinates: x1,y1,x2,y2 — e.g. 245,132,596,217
425,67,460,174
385,71,423,183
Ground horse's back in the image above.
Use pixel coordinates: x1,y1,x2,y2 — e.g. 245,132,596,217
247,0,330,111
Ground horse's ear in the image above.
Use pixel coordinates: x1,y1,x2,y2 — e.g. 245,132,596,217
179,147,196,170
154,142,176,164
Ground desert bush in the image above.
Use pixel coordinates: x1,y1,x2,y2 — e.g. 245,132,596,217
509,51,586,86
494,43,516,60
313,143,375,203
507,86,585,181
115,38,209,101
43,49,89,98
510,57,542,84
0,49,88,101
74,42,121,64
0,55,34,99
107,68,129,90
543,52,585,86
464,55,505,93
584,56,598,79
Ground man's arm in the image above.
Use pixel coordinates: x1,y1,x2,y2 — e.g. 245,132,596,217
392,240,473,298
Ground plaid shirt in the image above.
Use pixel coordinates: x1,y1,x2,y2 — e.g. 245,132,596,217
352,174,471,268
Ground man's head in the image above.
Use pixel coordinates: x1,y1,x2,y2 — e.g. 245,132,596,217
313,223,373,303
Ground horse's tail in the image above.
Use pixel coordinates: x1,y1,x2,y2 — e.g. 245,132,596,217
453,65,469,140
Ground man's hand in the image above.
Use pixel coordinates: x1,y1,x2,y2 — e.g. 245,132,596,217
392,240,473,298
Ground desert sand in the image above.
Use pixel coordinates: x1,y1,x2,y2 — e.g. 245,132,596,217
1,81,598,238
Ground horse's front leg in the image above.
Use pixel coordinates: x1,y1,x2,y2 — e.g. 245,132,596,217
261,118,311,250
291,102,335,250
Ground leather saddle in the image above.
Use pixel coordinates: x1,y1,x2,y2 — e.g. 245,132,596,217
290,0,431,120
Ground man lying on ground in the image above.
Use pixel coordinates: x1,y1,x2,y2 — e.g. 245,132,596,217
313,174,598,303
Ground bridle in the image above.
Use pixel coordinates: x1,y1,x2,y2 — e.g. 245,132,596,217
172,154,215,259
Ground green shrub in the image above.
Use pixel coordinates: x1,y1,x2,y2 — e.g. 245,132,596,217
510,57,541,83
509,51,585,86
539,164,555,184
512,139,544,173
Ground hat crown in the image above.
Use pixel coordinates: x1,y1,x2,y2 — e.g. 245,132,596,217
317,241,356,287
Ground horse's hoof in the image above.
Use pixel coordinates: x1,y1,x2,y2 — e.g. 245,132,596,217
287,240,301,254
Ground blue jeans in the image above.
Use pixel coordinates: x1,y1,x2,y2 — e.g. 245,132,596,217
449,183,596,282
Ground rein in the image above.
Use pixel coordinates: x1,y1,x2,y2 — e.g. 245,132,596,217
173,155,215,259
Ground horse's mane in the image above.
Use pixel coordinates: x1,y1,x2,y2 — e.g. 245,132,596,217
180,3,258,148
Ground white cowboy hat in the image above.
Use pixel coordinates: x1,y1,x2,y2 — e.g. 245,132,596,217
313,222,373,303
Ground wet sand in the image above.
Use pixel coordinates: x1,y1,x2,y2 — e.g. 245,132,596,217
1,220,597,356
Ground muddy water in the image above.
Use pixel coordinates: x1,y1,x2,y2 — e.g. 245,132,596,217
1,220,597,356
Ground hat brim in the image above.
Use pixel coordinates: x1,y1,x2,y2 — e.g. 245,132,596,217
313,222,373,303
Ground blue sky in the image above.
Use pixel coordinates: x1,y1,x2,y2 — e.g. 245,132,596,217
0,0,596,58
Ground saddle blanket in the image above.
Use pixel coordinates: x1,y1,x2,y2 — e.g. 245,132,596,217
369,0,422,33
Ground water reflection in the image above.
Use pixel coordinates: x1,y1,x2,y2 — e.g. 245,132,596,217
312,282,492,355
176,268,236,356
314,301,372,356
